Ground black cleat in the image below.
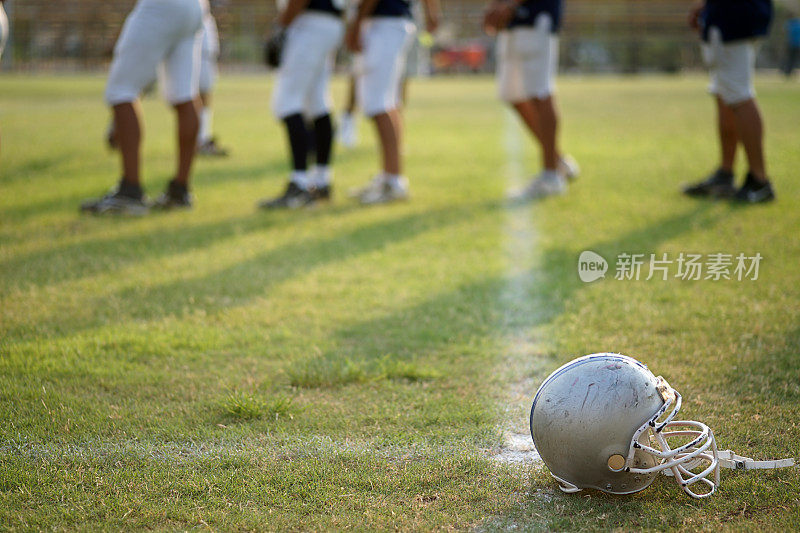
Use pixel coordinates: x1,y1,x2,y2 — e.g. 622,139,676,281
310,184,332,202
734,173,775,204
80,179,148,216
682,168,735,198
197,137,230,157
258,181,314,210
152,179,193,210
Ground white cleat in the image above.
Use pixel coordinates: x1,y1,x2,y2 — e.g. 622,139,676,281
558,154,580,181
358,176,409,205
513,172,567,201
348,174,384,199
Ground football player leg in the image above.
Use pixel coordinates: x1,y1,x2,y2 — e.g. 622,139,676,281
151,10,204,209
718,38,774,203
683,96,738,197
86,0,171,215
339,72,360,148
84,0,203,215
305,54,338,202
197,13,229,157
498,13,575,200
351,17,416,205
261,8,344,209
686,23,773,202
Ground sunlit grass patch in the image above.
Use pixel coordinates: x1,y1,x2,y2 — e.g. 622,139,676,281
286,355,372,388
221,390,297,422
380,359,442,382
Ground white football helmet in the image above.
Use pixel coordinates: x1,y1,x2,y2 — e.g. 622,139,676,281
530,353,721,498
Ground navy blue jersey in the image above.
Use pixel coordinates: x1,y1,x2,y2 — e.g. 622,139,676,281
372,0,413,18
307,0,343,16
788,18,800,47
508,0,562,32
702,0,772,43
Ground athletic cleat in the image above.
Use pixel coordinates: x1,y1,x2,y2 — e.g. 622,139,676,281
558,154,580,181
310,184,332,202
682,168,735,198
258,181,315,209
733,173,775,204
514,172,567,201
348,175,384,199
196,137,229,157
80,180,148,216
359,176,409,205
152,179,193,210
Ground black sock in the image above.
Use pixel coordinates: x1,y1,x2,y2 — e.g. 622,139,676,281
283,113,308,172
717,168,734,180
306,119,317,157
313,113,334,167
168,179,188,195
119,178,143,199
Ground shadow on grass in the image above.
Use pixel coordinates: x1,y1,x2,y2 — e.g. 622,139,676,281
1,157,345,289
4,201,503,342
286,203,723,388
0,154,72,186
0,212,273,290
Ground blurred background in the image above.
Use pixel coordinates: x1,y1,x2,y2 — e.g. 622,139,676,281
1,0,798,74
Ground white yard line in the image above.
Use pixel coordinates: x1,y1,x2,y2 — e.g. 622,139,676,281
0,437,469,464
490,110,542,466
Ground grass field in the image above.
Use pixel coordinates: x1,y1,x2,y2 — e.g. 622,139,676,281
1,73,799,531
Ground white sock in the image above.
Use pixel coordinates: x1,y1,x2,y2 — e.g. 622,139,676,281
290,171,310,190
199,108,213,144
541,169,560,183
312,166,331,187
384,173,402,184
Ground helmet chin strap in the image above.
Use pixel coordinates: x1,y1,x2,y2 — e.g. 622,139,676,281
716,451,795,471
551,474,581,494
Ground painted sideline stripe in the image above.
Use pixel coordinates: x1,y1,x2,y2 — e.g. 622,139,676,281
492,110,541,465
1,438,497,463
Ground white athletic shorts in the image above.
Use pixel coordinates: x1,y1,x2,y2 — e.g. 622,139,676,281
0,3,8,60
497,13,558,103
105,0,205,106
702,27,759,106
358,17,416,117
271,12,344,119
199,14,220,94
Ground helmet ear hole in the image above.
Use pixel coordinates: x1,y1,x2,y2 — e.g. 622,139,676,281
607,454,626,472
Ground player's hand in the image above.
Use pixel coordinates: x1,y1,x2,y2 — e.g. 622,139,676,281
425,15,439,34
425,12,439,34
264,26,286,68
345,20,362,53
483,0,515,35
688,2,703,31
